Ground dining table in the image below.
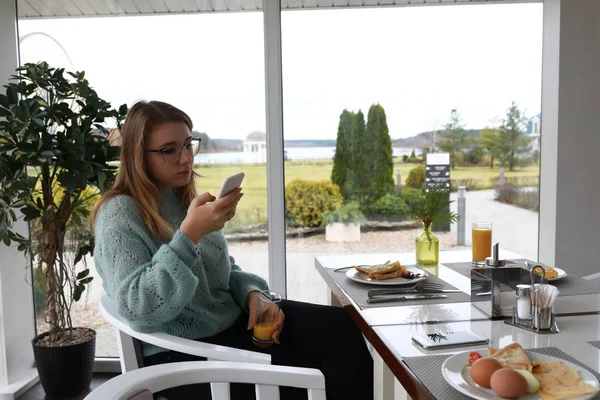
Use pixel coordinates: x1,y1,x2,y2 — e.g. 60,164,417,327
314,249,600,400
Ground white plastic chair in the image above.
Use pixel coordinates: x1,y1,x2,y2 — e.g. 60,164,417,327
84,361,327,400
99,293,272,398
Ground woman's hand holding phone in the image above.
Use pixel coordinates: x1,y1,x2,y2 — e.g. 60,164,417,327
180,189,243,243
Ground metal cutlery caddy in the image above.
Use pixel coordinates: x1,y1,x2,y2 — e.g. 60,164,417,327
471,266,528,317
471,265,559,334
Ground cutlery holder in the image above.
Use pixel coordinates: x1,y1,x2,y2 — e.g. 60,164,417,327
471,267,531,317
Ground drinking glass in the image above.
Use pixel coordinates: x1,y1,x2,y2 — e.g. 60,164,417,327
252,290,282,348
472,221,492,266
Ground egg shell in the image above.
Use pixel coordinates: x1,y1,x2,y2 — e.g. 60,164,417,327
470,358,503,388
490,368,528,399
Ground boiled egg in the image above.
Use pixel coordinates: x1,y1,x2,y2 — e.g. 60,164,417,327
470,358,502,388
490,368,528,399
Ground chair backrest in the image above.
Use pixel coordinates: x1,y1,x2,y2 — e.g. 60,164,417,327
85,361,326,400
98,293,272,372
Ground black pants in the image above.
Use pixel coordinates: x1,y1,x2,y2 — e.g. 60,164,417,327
144,300,373,400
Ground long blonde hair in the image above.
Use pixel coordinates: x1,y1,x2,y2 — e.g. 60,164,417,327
90,100,198,240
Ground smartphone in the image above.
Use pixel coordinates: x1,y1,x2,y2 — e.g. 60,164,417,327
412,330,489,350
217,172,245,199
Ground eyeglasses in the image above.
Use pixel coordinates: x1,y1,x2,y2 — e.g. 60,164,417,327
148,138,201,164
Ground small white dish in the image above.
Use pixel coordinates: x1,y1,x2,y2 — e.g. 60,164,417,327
531,266,567,281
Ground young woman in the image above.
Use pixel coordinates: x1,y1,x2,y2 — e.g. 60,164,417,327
90,100,373,400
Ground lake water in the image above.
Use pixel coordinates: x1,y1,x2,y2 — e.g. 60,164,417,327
194,146,421,164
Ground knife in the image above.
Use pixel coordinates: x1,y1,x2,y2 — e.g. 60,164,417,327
367,288,461,297
366,294,448,304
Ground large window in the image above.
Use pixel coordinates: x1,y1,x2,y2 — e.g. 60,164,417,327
18,11,266,358
281,4,543,303
16,2,544,358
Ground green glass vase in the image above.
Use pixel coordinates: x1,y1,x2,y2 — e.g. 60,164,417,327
416,225,439,265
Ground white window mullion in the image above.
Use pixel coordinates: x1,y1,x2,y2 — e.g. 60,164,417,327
0,3,39,396
263,0,287,298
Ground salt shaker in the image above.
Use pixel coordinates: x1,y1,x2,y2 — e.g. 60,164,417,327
516,284,532,320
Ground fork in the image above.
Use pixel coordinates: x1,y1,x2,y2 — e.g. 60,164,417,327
333,260,391,272
367,282,445,297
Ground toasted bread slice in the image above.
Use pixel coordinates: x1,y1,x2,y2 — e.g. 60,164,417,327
368,261,403,279
354,265,373,275
373,268,408,280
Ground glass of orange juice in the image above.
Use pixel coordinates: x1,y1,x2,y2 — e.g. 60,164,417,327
472,221,492,267
252,290,282,348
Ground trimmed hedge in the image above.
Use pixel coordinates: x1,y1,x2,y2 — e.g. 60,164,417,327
285,179,343,227
406,165,425,190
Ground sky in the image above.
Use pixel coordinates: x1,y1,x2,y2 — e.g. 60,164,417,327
17,3,543,141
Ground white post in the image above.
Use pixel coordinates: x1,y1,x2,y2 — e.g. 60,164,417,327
538,0,600,277
457,186,466,246
0,1,40,398
263,0,287,297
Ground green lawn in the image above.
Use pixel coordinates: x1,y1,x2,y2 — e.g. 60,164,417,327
193,160,540,228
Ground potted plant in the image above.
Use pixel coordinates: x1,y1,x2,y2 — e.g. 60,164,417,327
0,62,126,398
321,201,366,242
408,185,459,265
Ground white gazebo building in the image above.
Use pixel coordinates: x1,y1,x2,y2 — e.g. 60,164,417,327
526,113,541,152
243,131,267,164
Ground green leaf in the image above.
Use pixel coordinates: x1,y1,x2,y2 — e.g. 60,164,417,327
6,86,17,105
20,206,40,219
0,107,11,118
76,269,90,279
0,94,9,109
73,284,83,301
79,277,93,284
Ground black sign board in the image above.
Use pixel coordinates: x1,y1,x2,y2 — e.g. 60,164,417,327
425,164,451,190
425,164,451,232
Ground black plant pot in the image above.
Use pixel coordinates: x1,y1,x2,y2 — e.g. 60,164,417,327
32,328,96,399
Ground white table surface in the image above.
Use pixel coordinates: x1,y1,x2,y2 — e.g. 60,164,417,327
374,314,600,372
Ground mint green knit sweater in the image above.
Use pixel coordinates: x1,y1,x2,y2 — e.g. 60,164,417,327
93,191,268,357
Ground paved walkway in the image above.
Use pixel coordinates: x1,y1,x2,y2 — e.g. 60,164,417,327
449,189,538,261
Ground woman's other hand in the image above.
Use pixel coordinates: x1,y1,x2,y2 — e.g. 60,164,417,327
180,189,243,242
247,291,285,345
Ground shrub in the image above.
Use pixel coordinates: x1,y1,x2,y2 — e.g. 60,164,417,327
489,176,539,187
372,193,410,218
495,183,520,204
285,179,343,227
517,190,540,211
453,152,466,167
359,192,410,220
402,187,424,208
465,147,485,165
451,178,482,192
406,165,425,190
496,185,539,211
321,202,366,227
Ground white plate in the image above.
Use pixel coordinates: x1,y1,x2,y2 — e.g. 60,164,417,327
547,267,567,281
442,349,599,400
529,266,567,281
345,265,428,286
